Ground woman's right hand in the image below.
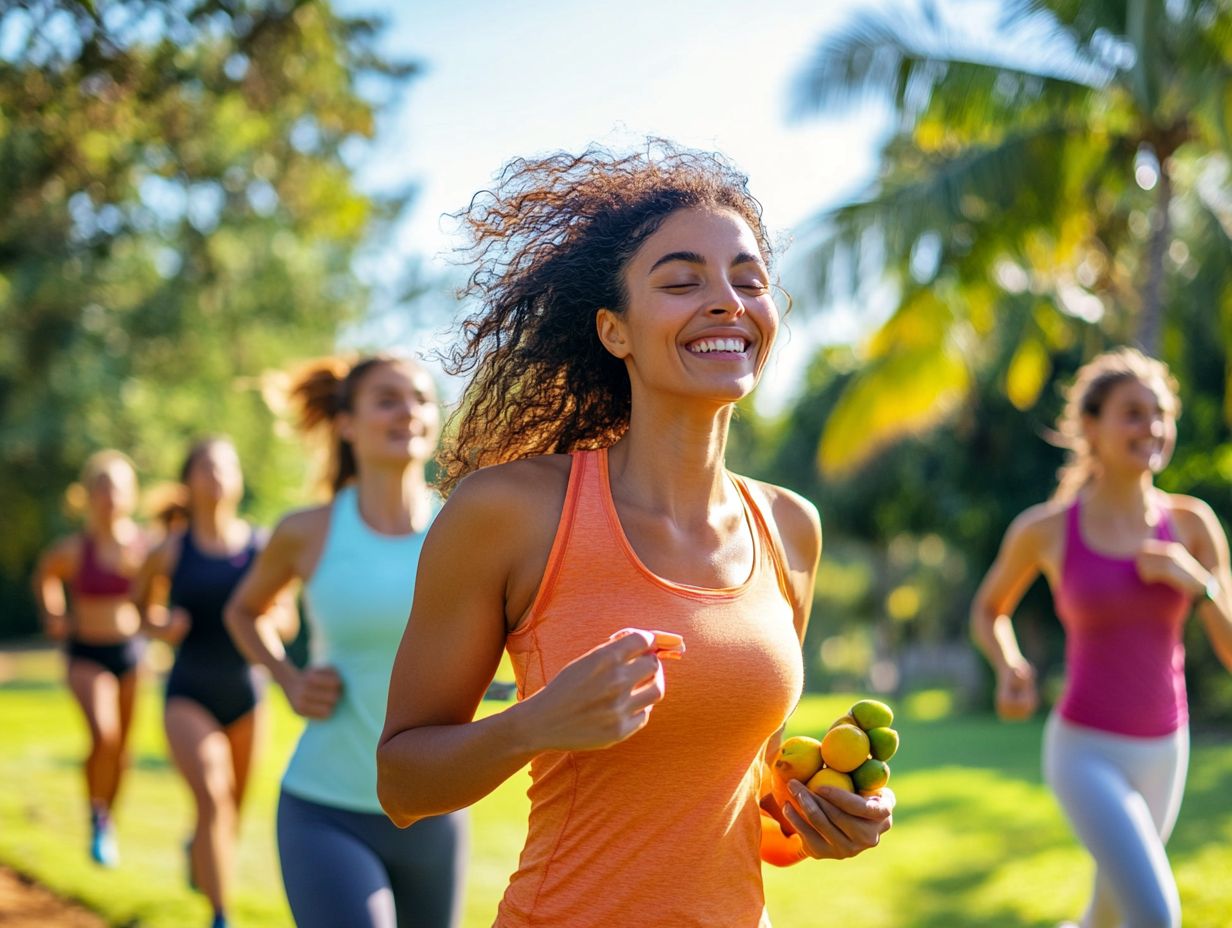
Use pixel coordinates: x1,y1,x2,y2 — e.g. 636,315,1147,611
521,630,667,753
995,661,1038,721
282,664,343,720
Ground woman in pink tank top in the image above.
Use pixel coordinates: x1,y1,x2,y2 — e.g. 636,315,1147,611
377,142,894,927
971,348,1232,928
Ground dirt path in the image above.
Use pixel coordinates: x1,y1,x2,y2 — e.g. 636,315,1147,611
0,866,106,927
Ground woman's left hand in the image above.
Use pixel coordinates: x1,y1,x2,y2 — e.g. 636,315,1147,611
780,780,894,860
1135,539,1208,597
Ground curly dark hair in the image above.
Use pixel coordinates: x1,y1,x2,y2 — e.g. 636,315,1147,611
436,139,773,496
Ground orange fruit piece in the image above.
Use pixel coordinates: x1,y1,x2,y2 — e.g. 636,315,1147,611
820,724,870,773
759,809,804,866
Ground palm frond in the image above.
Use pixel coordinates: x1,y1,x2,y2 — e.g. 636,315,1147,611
796,124,1075,305
791,5,1108,125
817,338,969,477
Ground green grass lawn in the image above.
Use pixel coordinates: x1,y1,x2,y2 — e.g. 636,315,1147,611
2,646,1231,927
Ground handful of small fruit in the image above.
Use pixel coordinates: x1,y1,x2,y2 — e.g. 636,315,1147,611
771,698,899,805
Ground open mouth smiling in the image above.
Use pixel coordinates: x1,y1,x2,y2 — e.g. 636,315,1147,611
686,336,750,355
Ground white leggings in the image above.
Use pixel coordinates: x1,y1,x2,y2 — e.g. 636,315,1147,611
1043,713,1189,928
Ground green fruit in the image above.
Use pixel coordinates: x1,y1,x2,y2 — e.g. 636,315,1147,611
851,758,891,792
850,698,894,730
867,726,899,761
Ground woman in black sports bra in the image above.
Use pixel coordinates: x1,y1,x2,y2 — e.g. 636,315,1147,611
134,436,294,928
33,449,150,867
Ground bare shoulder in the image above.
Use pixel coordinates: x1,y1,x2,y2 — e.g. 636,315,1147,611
444,454,572,529
1005,499,1068,547
431,455,574,625
1162,492,1219,523
40,533,83,573
259,504,331,573
740,478,821,571
270,504,332,547
1162,492,1226,546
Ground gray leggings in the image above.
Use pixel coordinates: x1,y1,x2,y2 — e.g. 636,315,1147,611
1043,713,1188,928
277,789,467,928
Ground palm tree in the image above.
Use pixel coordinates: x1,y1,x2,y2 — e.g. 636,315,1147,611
792,0,1232,476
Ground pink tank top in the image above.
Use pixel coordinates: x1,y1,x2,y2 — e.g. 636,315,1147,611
1054,497,1190,737
498,449,804,928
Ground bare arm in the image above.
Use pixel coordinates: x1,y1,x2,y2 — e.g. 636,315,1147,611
131,535,189,644
1136,497,1232,672
376,462,669,827
224,510,339,718
754,484,895,861
970,506,1055,720
32,537,77,640
1191,503,1232,671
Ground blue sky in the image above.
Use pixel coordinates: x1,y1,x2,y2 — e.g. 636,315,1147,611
334,0,901,405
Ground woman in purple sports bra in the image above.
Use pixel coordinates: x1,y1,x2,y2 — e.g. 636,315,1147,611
971,347,1232,928
32,449,151,867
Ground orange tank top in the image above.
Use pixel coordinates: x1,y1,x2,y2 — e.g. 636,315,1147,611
498,448,805,928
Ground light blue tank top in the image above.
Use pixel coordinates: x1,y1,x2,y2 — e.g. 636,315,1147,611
281,484,435,813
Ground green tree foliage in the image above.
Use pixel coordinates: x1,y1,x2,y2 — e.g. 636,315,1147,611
790,0,1232,476
0,0,416,635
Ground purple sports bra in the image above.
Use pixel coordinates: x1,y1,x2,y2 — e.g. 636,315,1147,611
73,535,133,598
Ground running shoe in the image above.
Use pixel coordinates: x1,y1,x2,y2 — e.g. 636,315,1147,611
209,912,229,928
89,813,119,867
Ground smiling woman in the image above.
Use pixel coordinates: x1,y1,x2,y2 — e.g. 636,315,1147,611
376,140,895,928
971,347,1232,928
433,140,778,496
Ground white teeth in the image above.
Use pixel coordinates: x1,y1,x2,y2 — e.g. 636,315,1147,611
689,337,747,354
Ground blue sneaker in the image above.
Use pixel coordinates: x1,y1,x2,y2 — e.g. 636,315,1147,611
89,814,118,867
209,912,229,928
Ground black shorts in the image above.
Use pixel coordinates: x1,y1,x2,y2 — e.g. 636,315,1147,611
165,658,264,728
66,637,144,678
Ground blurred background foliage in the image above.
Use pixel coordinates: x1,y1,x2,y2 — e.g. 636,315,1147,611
3,0,1232,723
1,0,417,633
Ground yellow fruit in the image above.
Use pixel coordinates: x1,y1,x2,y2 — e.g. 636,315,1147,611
806,767,854,793
850,698,894,730
867,726,899,761
851,758,891,792
774,736,823,783
827,714,858,730
820,724,870,773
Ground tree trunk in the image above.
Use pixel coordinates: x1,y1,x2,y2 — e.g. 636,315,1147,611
1137,165,1171,356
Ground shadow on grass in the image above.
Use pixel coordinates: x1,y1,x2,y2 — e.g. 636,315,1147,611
53,752,172,772
0,679,60,692
893,870,1049,928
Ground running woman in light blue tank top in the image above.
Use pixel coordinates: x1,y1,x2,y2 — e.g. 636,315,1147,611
225,355,466,928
